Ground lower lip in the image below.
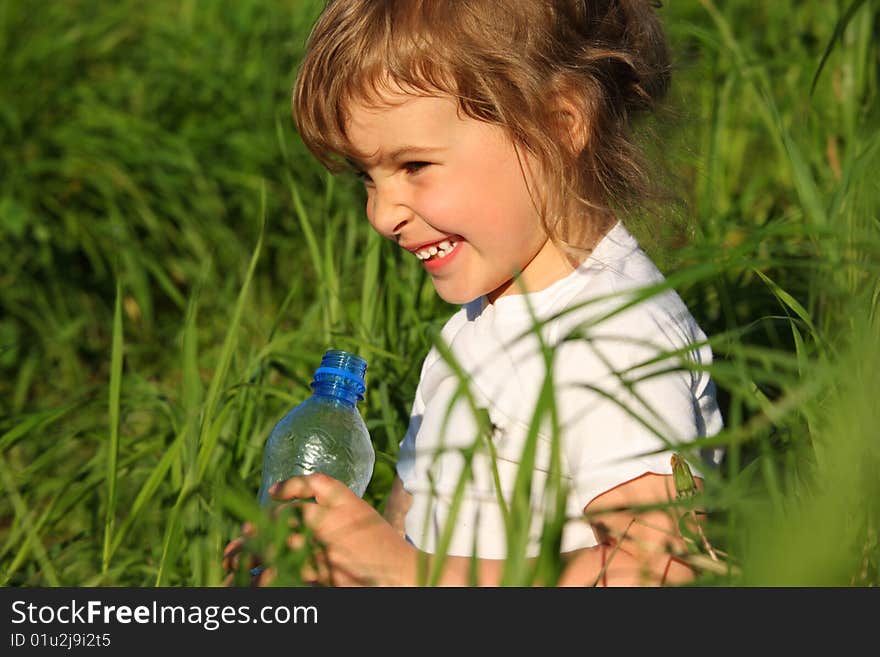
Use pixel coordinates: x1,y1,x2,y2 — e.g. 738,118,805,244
420,241,462,273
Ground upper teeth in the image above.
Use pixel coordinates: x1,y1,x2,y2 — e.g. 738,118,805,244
416,240,457,260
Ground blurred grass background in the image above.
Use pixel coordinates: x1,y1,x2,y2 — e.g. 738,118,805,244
0,0,877,586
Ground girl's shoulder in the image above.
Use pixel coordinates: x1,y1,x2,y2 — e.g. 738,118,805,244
554,227,706,353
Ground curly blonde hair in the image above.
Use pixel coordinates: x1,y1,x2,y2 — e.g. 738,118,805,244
293,0,670,259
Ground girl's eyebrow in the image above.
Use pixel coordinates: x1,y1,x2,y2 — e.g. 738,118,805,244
347,145,445,170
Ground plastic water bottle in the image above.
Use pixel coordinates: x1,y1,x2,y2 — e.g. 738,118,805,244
257,349,375,506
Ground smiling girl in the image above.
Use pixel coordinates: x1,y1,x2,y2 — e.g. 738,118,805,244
225,0,724,587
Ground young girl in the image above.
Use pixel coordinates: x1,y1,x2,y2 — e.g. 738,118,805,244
225,0,723,586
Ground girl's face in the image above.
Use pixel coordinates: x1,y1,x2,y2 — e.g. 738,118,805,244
345,91,573,305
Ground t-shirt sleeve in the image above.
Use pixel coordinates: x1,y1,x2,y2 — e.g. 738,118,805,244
395,348,434,487
553,303,717,510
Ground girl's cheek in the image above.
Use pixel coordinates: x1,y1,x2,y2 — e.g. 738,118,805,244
364,190,377,227
415,180,463,221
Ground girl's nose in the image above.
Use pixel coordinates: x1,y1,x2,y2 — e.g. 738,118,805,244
367,184,412,238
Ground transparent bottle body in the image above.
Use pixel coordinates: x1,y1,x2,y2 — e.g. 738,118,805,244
257,393,375,505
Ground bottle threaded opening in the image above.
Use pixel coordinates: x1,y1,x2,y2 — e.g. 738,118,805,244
311,349,367,401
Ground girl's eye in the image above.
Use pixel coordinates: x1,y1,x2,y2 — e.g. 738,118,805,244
403,161,429,175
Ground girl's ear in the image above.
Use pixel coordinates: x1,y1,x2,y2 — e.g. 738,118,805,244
547,74,591,156
551,92,590,156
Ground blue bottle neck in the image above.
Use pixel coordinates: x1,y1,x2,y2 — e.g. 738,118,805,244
309,349,367,409
310,381,360,408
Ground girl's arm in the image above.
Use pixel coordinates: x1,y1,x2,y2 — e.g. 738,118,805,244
258,471,697,586
382,475,412,538
264,474,506,586
411,472,698,587
558,472,700,586
378,476,506,585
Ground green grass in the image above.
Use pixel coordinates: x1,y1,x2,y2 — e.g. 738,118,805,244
1,0,877,586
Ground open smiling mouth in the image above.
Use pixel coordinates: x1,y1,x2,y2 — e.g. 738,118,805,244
415,238,459,261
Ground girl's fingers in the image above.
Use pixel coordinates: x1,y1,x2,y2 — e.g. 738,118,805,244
269,473,351,506
225,475,358,586
222,553,239,573
286,533,306,552
223,521,258,571
268,476,313,502
253,565,276,587
222,537,245,571
268,500,302,521
223,537,243,559
286,529,324,583
223,529,264,577
299,556,324,584
285,530,336,585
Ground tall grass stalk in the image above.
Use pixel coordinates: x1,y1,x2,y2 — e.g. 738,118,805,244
101,281,124,573
0,0,877,586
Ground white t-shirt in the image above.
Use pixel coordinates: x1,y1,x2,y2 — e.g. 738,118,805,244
396,221,724,559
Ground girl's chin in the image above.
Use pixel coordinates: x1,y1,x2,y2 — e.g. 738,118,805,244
434,291,470,305
432,275,513,306
432,283,482,306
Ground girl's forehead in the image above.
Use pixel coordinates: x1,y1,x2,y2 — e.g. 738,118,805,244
347,92,452,123
344,93,459,147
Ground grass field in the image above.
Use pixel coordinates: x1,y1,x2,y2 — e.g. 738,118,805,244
1,0,878,586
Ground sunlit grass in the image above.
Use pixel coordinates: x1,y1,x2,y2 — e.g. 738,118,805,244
0,0,877,586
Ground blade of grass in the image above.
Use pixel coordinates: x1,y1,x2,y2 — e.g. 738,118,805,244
155,186,266,585
109,426,186,559
753,269,821,346
358,217,381,343
288,175,328,342
101,279,124,573
2,487,63,583
810,0,870,96
182,289,203,468
0,402,79,452
322,213,341,334
12,350,38,414
0,450,60,586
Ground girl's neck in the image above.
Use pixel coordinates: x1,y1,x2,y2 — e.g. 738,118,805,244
486,215,616,305
486,238,577,305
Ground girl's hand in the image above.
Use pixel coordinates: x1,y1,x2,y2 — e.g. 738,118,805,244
259,473,416,587
222,522,262,587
